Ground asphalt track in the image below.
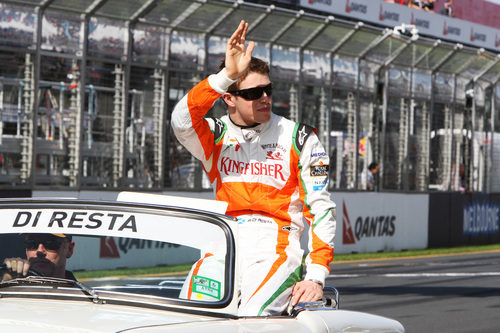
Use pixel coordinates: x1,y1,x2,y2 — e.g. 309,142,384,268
327,251,500,333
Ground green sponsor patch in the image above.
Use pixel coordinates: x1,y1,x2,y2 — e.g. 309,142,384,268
192,275,221,299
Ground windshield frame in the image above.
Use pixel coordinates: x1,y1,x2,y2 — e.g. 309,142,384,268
0,198,237,311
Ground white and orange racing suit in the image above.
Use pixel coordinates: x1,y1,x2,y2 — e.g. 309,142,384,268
171,69,336,316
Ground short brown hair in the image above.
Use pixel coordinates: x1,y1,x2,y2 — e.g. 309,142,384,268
218,57,270,91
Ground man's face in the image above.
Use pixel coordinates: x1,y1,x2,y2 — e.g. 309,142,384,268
224,72,272,126
24,234,74,277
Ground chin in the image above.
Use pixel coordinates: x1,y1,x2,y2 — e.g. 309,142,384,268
256,113,271,123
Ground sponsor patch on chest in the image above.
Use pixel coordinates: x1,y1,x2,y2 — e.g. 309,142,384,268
219,157,287,181
261,143,287,161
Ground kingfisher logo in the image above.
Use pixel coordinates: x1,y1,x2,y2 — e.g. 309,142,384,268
342,200,396,244
220,156,286,181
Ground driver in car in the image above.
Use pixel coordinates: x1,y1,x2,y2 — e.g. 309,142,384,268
172,20,336,316
2,233,76,281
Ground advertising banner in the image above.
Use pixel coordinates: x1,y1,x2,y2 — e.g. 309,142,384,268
332,192,428,254
68,236,199,270
299,0,500,51
428,193,500,247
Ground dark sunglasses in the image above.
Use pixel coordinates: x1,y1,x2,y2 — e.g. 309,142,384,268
228,83,272,100
24,239,64,251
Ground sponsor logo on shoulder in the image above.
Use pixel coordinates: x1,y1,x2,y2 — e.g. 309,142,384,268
313,179,327,191
310,163,329,177
214,118,225,134
297,126,309,146
311,152,327,158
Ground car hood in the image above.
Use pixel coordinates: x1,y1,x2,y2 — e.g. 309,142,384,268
0,297,404,333
0,298,315,333
0,298,220,332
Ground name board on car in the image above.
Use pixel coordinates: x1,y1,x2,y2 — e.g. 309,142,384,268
0,207,227,253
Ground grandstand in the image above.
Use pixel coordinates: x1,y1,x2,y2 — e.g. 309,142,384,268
0,0,499,195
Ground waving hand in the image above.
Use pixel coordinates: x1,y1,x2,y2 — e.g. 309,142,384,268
225,20,255,80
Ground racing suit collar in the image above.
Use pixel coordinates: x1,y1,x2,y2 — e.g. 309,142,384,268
226,113,275,142
228,115,260,129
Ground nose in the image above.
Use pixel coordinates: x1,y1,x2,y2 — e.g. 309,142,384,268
36,243,48,254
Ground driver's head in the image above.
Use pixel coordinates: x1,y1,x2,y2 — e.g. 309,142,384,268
219,57,272,127
24,233,74,278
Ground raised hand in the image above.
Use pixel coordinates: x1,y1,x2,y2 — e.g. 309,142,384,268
225,20,255,80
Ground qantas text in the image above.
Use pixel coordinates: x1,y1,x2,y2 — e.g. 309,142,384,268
354,215,395,240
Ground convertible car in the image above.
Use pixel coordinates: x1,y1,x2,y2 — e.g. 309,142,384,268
0,192,404,332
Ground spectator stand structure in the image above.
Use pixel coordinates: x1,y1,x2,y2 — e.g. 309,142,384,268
0,0,498,194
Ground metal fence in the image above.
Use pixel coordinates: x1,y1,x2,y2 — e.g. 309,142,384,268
0,0,499,192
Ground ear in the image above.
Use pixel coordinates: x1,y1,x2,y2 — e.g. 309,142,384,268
222,93,236,108
66,241,75,259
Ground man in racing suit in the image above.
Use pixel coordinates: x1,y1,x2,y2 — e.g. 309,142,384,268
171,20,336,316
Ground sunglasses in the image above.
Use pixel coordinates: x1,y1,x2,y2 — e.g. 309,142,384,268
228,83,272,100
24,239,64,251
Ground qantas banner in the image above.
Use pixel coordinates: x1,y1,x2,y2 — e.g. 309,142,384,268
300,0,500,51
68,236,199,271
332,192,428,254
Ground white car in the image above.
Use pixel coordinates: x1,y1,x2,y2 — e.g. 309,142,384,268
0,193,404,332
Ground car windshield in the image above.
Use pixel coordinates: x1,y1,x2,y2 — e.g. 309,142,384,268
0,199,233,308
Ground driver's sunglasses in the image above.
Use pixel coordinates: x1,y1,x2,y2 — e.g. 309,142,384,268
24,239,63,252
228,83,272,100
